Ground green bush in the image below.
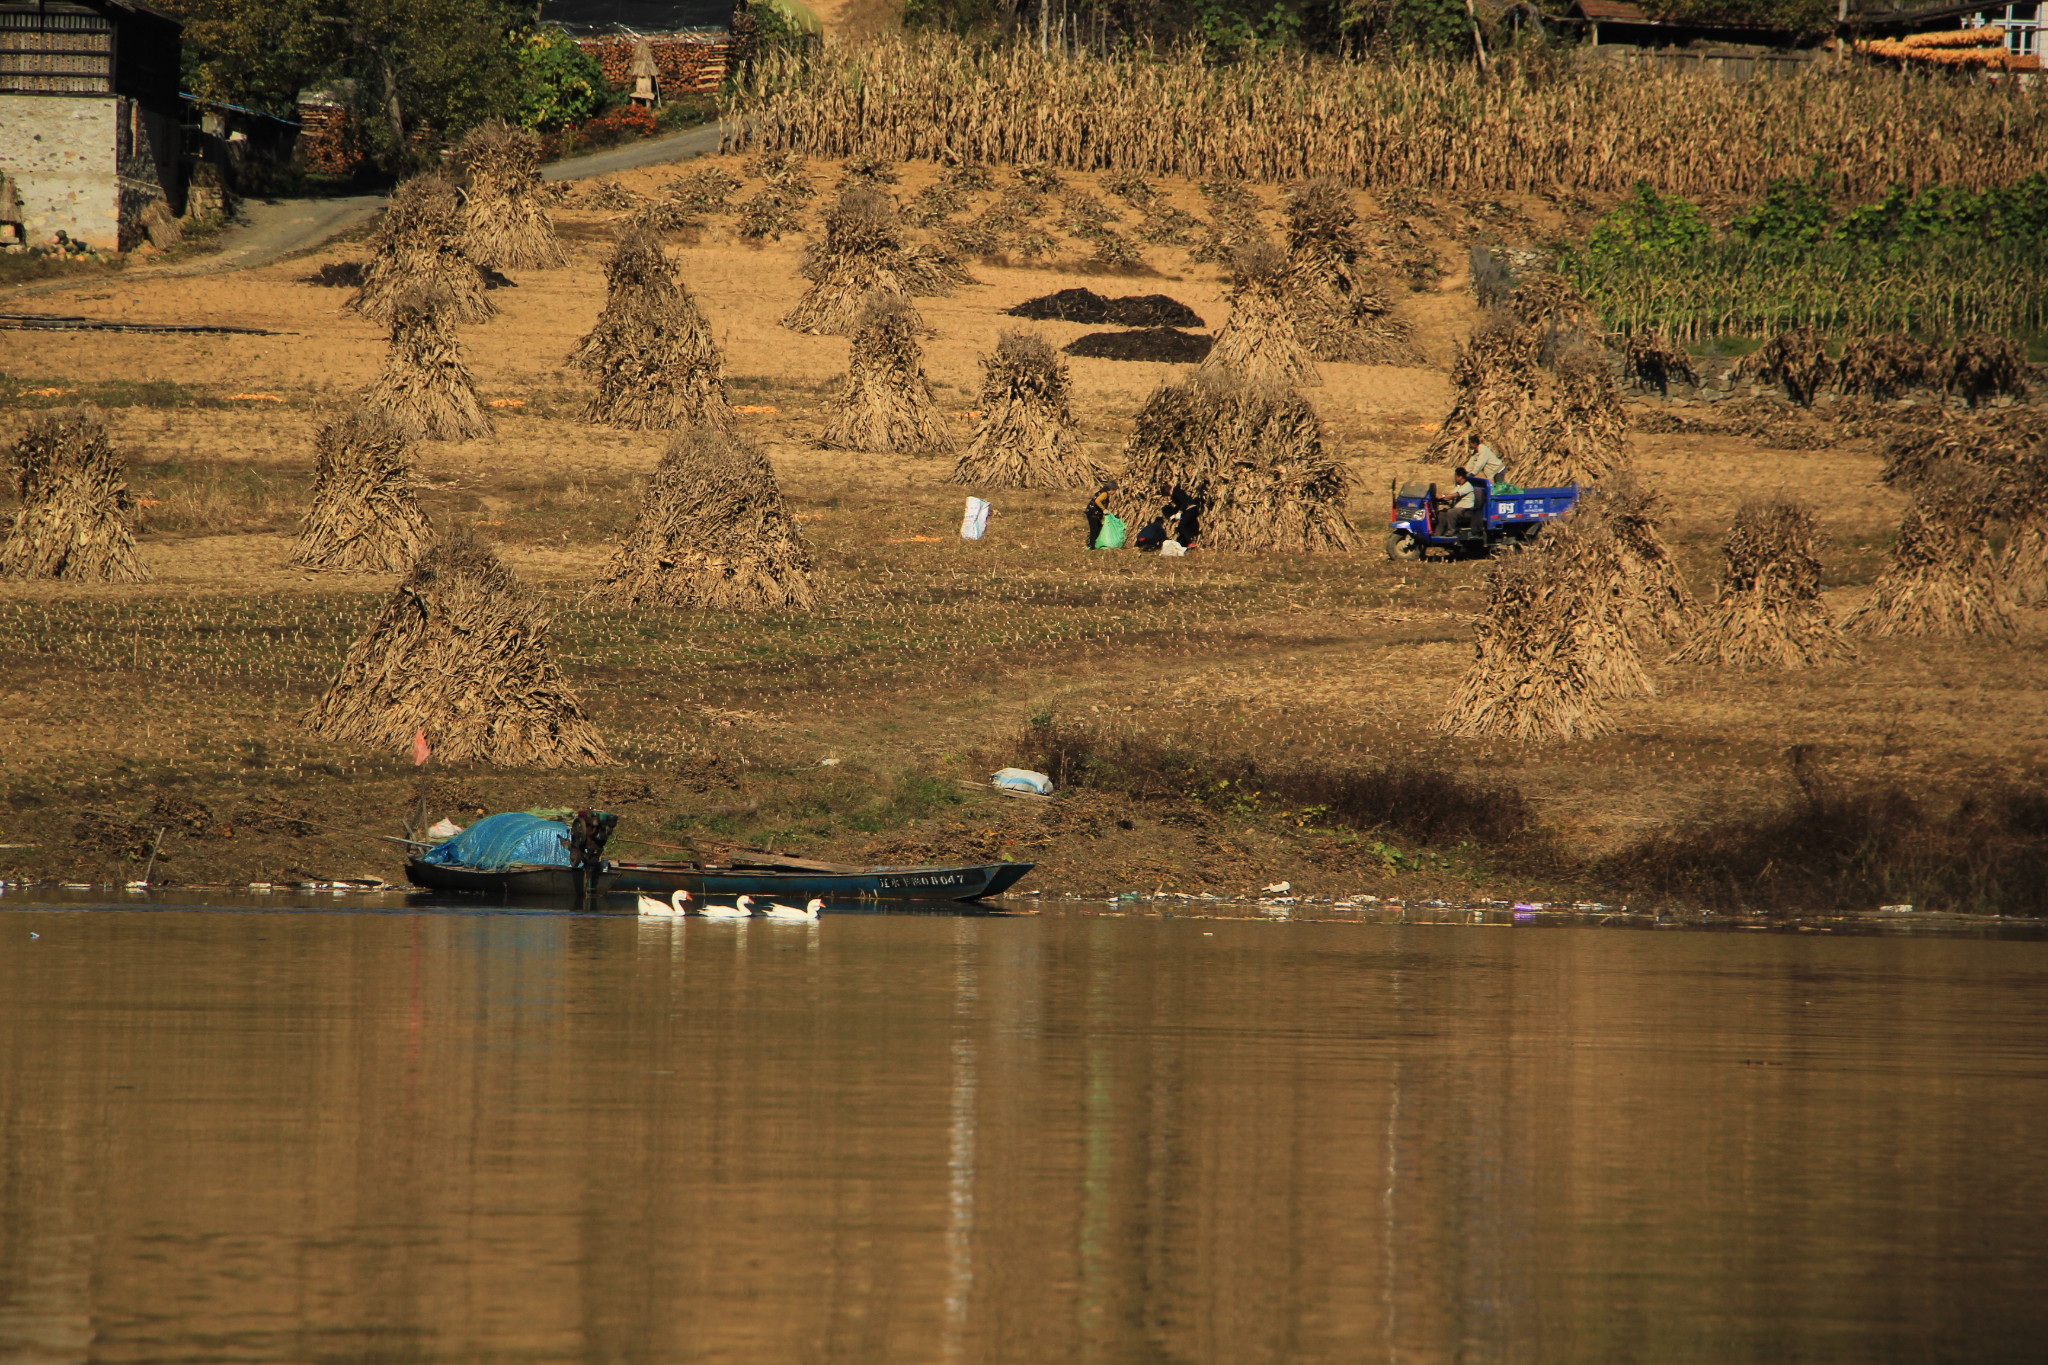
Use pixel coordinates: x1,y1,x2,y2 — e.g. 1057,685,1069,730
516,27,608,132
1587,181,1711,257
1732,176,1834,245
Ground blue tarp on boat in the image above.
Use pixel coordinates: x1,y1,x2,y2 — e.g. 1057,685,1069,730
419,813,573,870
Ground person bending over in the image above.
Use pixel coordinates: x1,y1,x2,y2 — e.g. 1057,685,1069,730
1465,432,1506,484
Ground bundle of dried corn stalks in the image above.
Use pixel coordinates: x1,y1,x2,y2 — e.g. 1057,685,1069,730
1619,328,1698,395
1593,475,1695,644
1435,510,1650,741
1929,333,2033,407
949,331,1100,488
1201,242,1320,389
589,423,817,610
1735,326,1831,406
820,294,954,454
782,187,962,335
290,406,431,573
453,120,565,271
305,530,608,767
1118,371,1358,552
361,283,493,441
1428,318,1630,485
571,222,730,429
1834,333,1931,401
1846,460,2016,638
0,406,146,582
1281,178,1414,366
1671,498,1850,669
348,175,494,324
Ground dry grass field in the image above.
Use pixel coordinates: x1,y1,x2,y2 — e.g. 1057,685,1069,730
1,153,2042,909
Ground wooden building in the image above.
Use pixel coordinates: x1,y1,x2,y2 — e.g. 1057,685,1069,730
0,0,182,251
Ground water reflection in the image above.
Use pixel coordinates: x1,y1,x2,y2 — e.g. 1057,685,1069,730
1,911,2044,1362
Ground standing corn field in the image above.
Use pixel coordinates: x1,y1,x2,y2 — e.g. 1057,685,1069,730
727,39,2048,201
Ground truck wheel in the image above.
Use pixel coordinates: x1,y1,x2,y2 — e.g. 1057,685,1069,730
1384,530,1422,562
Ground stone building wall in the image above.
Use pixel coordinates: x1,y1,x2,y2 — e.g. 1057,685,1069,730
0,93,176,250
0,93,118,247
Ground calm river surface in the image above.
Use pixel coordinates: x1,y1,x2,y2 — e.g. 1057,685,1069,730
2,904,2044,1363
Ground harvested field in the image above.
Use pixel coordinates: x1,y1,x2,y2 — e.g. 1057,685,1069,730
0,149,2042,912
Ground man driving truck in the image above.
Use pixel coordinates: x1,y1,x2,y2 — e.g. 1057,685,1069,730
1436,467,1479,537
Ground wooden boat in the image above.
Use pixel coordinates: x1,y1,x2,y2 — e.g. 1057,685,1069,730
405,846,1034,907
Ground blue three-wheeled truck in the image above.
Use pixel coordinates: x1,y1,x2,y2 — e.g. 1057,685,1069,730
1384,478,1580,561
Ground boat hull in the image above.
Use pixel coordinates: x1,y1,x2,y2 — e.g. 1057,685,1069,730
405,857,1034,907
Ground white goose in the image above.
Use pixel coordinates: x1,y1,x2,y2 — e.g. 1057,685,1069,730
698,894,755,920
637,889,690,918
762,898,824,922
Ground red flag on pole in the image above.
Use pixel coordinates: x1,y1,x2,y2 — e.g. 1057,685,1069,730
411,728,431,768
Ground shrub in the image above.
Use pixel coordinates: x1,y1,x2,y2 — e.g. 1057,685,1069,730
517,28,607,132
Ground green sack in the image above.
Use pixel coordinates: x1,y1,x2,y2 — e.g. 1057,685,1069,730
1492,481,1524,495
1093,513,1127,549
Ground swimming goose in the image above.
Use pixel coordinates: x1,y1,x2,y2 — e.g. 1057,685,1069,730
637,889,690,917
763,898,824,922
698,894,754,920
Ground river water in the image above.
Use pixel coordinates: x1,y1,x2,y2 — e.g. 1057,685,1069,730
2,903,2044,1363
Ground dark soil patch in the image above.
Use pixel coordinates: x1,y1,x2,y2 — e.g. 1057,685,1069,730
302,261,364,287
1008,288,1203,328
1064,327,1213,362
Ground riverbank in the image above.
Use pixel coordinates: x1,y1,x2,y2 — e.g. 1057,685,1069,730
1,152,2043,913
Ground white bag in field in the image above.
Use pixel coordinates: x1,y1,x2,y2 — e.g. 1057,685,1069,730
961,496,992,540
991,768,1054,795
